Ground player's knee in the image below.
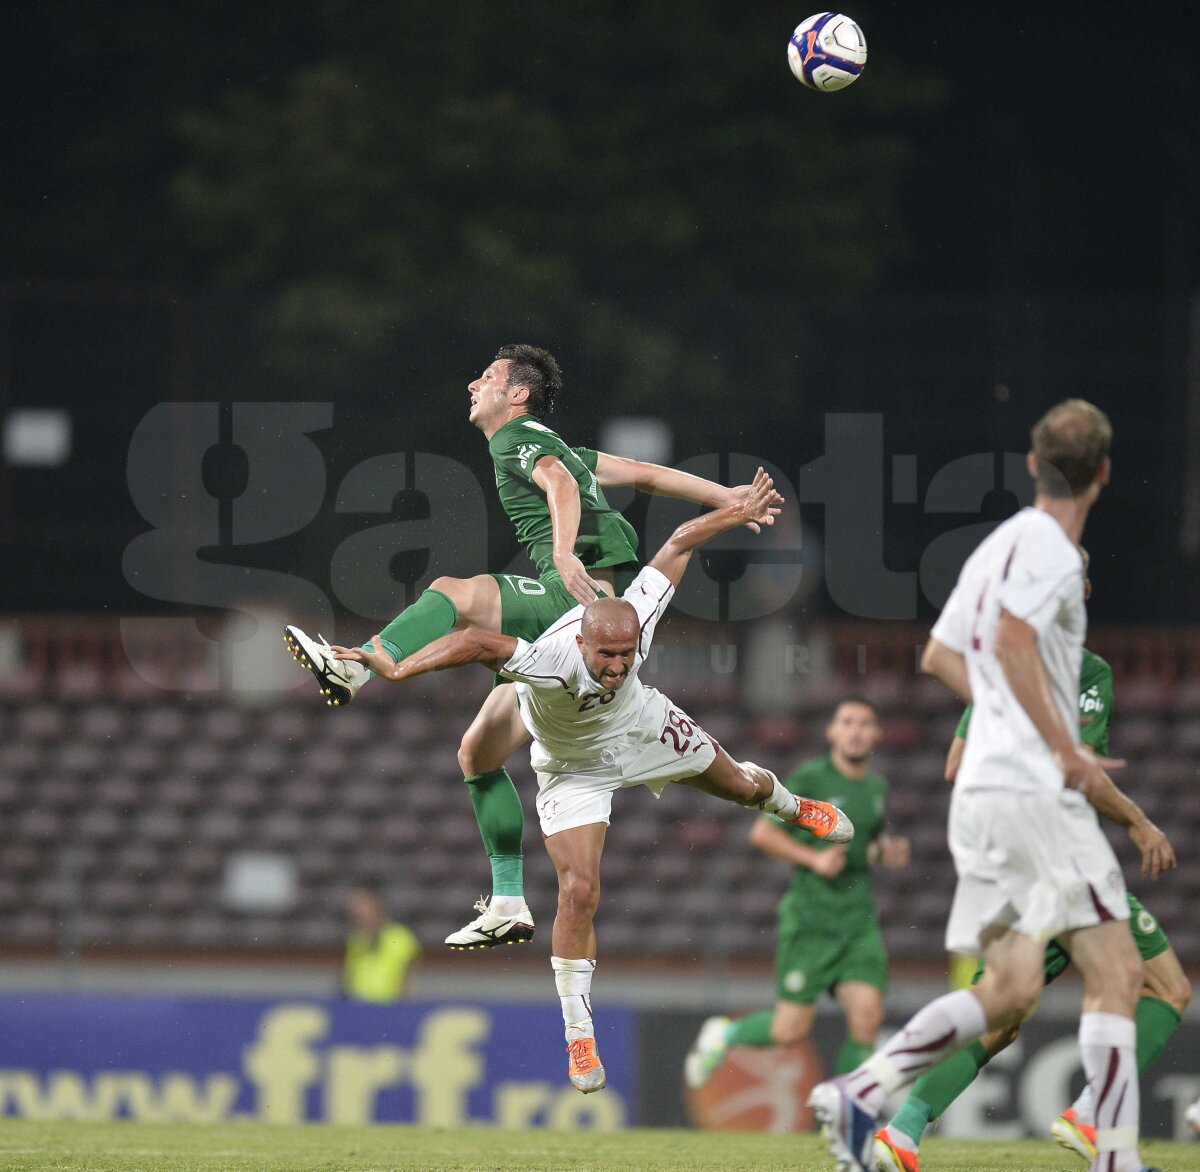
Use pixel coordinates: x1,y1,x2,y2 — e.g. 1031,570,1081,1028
1165,977,1192,1018
982,971,1040,1026
457,728,493,776
981,1023,1020,1058
846,1004,883,1042
769,1016,810,1046
1152,969,1192,1017
559,872,601,919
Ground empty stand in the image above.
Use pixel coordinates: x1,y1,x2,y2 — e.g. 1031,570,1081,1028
0,619,1197,969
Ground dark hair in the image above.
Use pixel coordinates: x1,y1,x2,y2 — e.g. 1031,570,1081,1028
495,344,563,419
1031,399,1112,498
832,694,879,721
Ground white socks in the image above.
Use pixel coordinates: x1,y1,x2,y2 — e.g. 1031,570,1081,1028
552,956,596,1039
489,895,526,917
1080,1012,1140,1170
846,989,987,1113
756,770,799,820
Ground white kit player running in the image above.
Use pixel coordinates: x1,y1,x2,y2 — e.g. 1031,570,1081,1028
808,400,1157,1172
333,468,853,1095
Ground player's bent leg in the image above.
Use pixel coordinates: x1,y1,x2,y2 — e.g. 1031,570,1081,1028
680,751,853,842
1140,945,1192,1017
445,686,536,949
430,574,504,633
970,929,1045,1031
768,999,817,1047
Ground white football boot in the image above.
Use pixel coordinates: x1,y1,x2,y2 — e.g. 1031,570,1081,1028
284,625,369,706
445,896,535,950
683,1015,732,1089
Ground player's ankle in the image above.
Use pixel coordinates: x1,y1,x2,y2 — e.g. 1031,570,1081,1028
489,895,526,916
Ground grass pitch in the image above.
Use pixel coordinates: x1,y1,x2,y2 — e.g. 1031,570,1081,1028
0,1121,1191,1171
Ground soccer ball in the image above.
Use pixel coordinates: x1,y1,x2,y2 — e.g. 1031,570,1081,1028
788,13,867,91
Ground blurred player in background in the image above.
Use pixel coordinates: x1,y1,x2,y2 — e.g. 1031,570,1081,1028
684,697,909,1090
342,887,421,1003
335,469,854,1094
809,400,1156,1172
874,577,1187,1171
286,345,768,948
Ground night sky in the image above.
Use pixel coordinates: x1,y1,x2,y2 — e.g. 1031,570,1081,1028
2,3,1197,620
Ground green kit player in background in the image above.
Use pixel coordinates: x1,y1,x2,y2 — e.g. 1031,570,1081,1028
874,637,1190,1172
286,344,772,947
685,697,910,1089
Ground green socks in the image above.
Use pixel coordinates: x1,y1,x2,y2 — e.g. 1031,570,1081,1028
1135,994,1181,1070
373,589,457,661
890,1039,989,1145
723,1017,874,1068
725,1011,775,1047
464,769,525,896
835,1038,874,1074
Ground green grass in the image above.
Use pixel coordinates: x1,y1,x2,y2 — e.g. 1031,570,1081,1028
0,1122,1191,1172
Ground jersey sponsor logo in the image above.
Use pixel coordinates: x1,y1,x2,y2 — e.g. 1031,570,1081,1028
1136,909,1158,935
1079,685,1105,715
521,420,553,434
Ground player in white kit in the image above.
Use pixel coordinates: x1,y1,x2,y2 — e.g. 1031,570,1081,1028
809,400,1156,1172
333,468,853,1094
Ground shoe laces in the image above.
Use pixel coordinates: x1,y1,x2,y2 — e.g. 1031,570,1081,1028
471,895,490,917
568,1038,597,1071
798,799,835,832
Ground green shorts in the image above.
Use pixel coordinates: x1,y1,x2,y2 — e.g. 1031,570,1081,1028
971,893,1171,987
775,918,888,1005
493,563,639,642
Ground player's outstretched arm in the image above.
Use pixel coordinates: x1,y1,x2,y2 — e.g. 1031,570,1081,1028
332,631,516,682
647,466,782,588
592,453,782,534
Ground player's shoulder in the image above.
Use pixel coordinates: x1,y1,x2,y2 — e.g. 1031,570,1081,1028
1080,647,1113,685
623,564,671,599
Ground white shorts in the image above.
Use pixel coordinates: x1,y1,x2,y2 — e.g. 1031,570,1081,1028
944,786,1129,956
534,689,719,837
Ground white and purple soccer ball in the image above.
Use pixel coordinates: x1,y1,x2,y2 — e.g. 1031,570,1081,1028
788,13,867,92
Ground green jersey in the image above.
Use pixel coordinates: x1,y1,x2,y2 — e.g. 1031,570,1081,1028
955,648,1114,755
777,755,888,924
488,417,639,580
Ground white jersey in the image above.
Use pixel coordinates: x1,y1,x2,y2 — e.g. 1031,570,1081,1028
932,507,1086,795
501,565,674,774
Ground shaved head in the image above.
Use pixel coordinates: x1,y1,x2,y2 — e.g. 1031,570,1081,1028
576,598,640,690
580,597,638,643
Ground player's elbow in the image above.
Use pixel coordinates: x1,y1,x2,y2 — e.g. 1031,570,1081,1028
919,640,944,677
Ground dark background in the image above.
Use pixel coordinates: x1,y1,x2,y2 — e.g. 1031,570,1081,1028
2,1,1197,623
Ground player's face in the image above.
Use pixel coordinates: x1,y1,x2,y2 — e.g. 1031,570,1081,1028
468,359,514,430
826,702,881,764
576,633,638,690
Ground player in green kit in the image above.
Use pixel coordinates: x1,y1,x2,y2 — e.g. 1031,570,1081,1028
873,637,1189,1172
286,345,769,947
685,697,910,1089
